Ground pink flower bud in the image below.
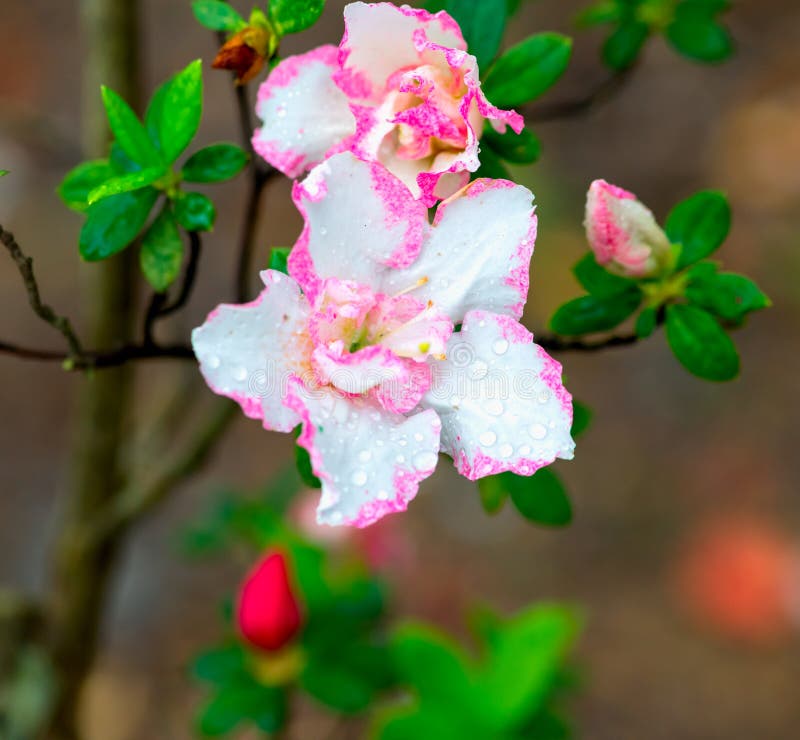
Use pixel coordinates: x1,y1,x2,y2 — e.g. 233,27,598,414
585,179,671,277
237,551,303,652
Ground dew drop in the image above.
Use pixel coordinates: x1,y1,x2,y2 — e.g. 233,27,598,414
413,432,424,442
377,490,390,501
396,454,406,463
529,423,547,440
519,444,531,456
413,451,438,470
351,470,368,486
358,450,372,463
398,438,408,447
484,399,504,416
233,366,247,382
207,354,221,369
492,339,509,356
469,360,489,380
479,431,497,447
499,443,513,458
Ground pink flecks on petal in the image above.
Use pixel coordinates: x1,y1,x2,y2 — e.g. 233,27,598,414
420,311,575,482
191,271,311,433
284,378,441,528
253,45,355,178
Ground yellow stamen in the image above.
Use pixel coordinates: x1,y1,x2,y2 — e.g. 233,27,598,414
393,276,428,297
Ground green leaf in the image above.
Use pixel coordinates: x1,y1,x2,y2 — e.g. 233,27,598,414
191,0,248,31
58,160,116,211
269,246,291,275
477,476,508,515
602,21,649,70
573,252,637,297
377,707,469,740
197,679,285,737
300,660,374,713
140,205,184,292
109,141,142,174
175,192,216,232
87,166,164,205
635,306,658,338
686,270,770,322
269,0,325,35
666,190,731,268
505,469,573,527
575,2,621,27
79,188,158,261
482,125,541,165
667,17,733,62
182,143,249,182
100,86,161,167
549,290,642,335
192,643,247,684
438,0,508,69
474,145,511,180
294,427,321,488
0,170,8,177
482,33,573,108
570,401,592,439
665,303,739,381
153,60,204,164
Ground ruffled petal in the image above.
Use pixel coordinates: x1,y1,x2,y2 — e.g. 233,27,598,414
253,45,355,178
288,152,430,303
285,379,441,527
421,311,575,481
336,2,465,102
383,178,537,323
192,271,311,432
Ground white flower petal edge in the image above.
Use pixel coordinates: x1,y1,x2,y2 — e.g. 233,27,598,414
421,310,575,480
192,270,310,433
285,378,441,527
288,152,536,323
252,45,356,178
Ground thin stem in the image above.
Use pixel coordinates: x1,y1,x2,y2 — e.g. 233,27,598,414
525,67,636,123
159,230,202,316
236,165,271,302
0,224,84,358
537,332,641,352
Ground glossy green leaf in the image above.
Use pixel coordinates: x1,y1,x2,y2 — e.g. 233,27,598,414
483,33,573,108
140,205,184,292
429,0,508,69
109,141,141,174
477,476,508,515
550,290,642,335
100,86,161,167
182,143,248,182
667,17,733,62
192,643,247,684
635,306,658,338
602,21,649,70
300,660,374,713
191,0,248,31
269,0,325,35
665,303,739,381
87,166,164,204
686,270,770,322
269,246,291,275
666,190,731,268
377,707,470,740
575,2,621,27
0,170,8,177
58,160,116,211
505,469,573,527
482,125,541,165
570,401,592,439
151,60,203,164
573,252,637,297
197,679,284,737
474,145,511,180
175,192,216,232
79,187,158,261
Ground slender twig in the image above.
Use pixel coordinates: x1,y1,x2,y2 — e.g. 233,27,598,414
1,224,84,359
525,67,636,123
536,332,641,352
236,164,272,301
159,231,202,316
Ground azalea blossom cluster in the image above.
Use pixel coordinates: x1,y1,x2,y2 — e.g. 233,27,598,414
193,2,655,528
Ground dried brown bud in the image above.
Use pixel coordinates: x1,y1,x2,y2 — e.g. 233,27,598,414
212,27,271,85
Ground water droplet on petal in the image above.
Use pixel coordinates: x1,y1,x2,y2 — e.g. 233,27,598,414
396,454,406,463
492,339,509,355
499,443,513,458
207,354,221,369
351,470,368,486
413,451,438,470
479,431,497,447
377,490,390,501
233,366,248,382
485,399,504,416
413,432,424,442
529,423,547,440
358,450,372,462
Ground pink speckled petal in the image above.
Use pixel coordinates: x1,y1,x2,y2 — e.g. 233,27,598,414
421,310,575,481
192,271,311,432
380,178,537,323
285,379,441,527
312,343,410,394
288,152,430,303
336,2,465,102
585,179,670,277
253,46,355,178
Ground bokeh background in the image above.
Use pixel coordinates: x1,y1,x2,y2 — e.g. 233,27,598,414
1,0,799,737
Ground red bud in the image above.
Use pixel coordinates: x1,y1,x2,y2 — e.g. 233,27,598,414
237,551,303,652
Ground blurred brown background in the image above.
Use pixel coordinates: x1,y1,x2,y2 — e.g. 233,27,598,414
1,0,799,738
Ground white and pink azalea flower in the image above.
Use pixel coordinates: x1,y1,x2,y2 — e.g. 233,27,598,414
192,153,574,528
253,2,523,206
585,179,672,278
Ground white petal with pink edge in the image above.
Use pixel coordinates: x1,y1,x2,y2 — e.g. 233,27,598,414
383,179,537,323
288,152,430,302
191,271,310,432
285,379,441,527
253,45,355,178
337,2,465,102
421,310,574,481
